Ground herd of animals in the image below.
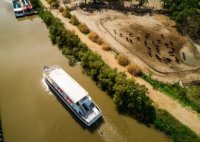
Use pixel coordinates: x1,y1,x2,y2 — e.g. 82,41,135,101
113,29,186,65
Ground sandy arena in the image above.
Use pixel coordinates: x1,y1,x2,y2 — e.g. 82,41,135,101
72,8,200,83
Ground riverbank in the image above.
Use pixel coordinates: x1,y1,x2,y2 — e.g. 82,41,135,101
0,1,171,142
39,8,200,141
39,0,200,136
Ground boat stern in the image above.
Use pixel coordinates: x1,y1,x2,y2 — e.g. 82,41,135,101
85,106,102,126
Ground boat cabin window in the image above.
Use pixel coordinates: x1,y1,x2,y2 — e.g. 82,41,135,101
16,11,24,14
80,96,88,103
76,97,93,114
82,103,89,111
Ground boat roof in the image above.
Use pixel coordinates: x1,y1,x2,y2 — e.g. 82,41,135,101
49,68,88,103
14,8,23,12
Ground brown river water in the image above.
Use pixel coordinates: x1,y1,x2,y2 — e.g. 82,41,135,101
0,1,170,142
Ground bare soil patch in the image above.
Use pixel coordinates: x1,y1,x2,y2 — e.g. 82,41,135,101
73,9,200,83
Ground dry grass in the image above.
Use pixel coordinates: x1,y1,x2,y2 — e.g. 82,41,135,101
59,7,64,13
47,0,56,4
127,64,142,76
102,43,112,51
62,8,71,18
70,15,79,25
88,32,103,45
50,1,59,9
78,23,90,34
117,54,129,66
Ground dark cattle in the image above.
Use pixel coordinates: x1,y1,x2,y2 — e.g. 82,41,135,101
168,51,175,56
145,33,150,36
156,47,160,54
170,41,173,46
147,46,151,50
129,33,133,37
171,48,175,52
155,44,159,48
161,34,164,39
130,39,133,44
126,37,129,42
175,57,180,64
114,30,117,34
165,58,172,63
155,54,162,62
136,37,141,41
148,52,152,57
157,39,161,44
120,33,123,37
168,50,174,54
165,43,169,48
144,40,147,46
145,33,150,39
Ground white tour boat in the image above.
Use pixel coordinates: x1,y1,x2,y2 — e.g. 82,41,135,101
12,0,25,18
43,65,102,126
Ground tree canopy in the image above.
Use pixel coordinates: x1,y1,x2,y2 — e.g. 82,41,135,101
160,0,200,40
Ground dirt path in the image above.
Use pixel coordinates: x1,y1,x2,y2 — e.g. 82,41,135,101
40,0,200,135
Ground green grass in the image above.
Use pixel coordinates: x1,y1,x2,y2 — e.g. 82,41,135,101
155,109,200,142
140,74,200,113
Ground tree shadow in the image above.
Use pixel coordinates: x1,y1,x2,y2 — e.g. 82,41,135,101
16,15,38,22
79,2,154,16
48,84,104,133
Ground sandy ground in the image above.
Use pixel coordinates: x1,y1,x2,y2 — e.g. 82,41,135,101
40,0,200,135
73,9,200,83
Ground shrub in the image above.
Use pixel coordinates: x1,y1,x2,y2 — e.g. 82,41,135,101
70,15,79,25
96,37,103,45
127,64,142,76
88,32,103,45
88,32,98,42
50,1,60,9
47,0,56,4
102,43,111,51
78,23,90,34
68,56,77,66
117,54,129,66
62,8,71,18
59,7,64,13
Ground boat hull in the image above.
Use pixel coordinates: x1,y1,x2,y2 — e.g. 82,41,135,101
15,11,25,18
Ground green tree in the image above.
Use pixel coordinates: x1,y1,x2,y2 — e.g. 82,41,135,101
97,66,118,94
136,0,148,6
159,0,200,40
113,79,156,123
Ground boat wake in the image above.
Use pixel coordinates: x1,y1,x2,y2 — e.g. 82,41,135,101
41,78,53,96
97,117,129,142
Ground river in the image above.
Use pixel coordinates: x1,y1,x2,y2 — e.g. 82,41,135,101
0,1,170,142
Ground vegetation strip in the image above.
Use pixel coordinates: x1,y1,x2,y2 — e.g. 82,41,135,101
140,74,200,113
32,0,200,141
